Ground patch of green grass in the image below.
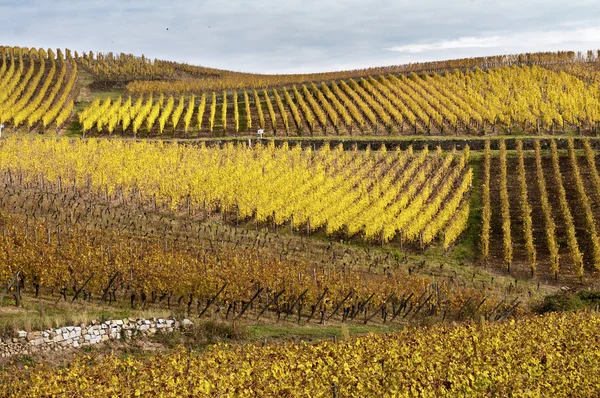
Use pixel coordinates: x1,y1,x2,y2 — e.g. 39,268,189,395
16,355,36,367
65,120,83,137
92,91,125,101
535,290,600,313
77,68,96,88
452,155,482,262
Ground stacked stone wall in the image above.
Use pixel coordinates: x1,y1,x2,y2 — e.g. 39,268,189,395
0,317,193,358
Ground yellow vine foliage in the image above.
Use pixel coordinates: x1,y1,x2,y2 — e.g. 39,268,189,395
0,137,470,246
534,139,559,277
4,312,600,397
480,140,491,260
499,140,512,270
516,140,536,274
550,140,583,278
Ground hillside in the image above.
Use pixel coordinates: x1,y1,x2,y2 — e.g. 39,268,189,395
2,44,600,396
0,46,599,138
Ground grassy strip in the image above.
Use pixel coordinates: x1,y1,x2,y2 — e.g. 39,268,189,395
0,297,172,336
451,155,482,262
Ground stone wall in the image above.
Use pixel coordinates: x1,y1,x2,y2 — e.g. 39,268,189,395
0,317,193,358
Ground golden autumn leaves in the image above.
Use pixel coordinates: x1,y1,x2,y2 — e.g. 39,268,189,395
0,137,471,247
4,312,600,397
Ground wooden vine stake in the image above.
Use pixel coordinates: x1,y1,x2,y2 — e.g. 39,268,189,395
0,268,22,307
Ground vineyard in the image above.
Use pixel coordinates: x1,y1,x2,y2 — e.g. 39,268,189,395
3,311,600,396
481,138,600,284
85,49,585,91
0,46,598,138
0,47,77,133
0,137,472,246
77,51,222,82
2,42,600,396
0,211,499,325
77,65,600,137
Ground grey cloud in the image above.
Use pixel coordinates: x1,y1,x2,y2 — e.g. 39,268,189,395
0,0,598,73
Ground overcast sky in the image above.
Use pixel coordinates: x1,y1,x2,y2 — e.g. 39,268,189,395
0,0,599,73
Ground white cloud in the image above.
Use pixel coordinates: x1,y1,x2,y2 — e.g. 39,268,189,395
387,36,502,53
387,26,600,54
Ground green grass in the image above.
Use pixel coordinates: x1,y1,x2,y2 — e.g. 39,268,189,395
535,290,600,313
92,90,125,101
451,155,482,262
65,120,83,137
77,68,95,88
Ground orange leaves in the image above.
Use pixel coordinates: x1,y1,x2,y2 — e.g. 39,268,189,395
0,211,438,311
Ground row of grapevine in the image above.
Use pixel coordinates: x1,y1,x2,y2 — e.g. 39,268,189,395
0,52,37,121
253,90,265,130
292,85,314,131
566,138,600,271
7,312,599,396
79,64,600,137
482,139,599,280
480,140,491,262
310,83,338,129
0,137,471,247
301,85,327,128
550,140,584,279
533,140,560,277
583,140,600,202
443,198,470,250
484,139,600,281
232,92,239,132
515,141,536,274
498,141,513,270
272,89,289,133
340,80,377,126
263,90,277,131
3,45,594,137
0,53,77,131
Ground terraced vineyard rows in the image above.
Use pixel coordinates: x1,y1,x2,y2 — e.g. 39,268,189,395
484,138,600,283
0,137,472,247
117,50,590,91
0,45,597,138
0,138,505,327
0,47,77,132
3,41,600,398
77,65,600,138
0,211,496,324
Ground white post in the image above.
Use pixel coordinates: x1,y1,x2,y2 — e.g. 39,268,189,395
0,124,4,138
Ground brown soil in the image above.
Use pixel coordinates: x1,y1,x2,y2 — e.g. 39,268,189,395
487,152,600,287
